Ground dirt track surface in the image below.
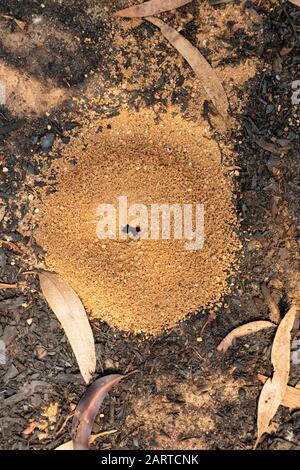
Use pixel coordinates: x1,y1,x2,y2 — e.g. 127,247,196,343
0,0,300,450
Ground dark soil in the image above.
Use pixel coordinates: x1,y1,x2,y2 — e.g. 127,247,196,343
0,0,300,450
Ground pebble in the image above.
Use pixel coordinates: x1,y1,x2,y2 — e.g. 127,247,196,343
40,133,55,151
4,364,19,383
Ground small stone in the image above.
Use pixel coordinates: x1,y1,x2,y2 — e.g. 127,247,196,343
4,364,19,383
40,133,55,151
133,437,139,447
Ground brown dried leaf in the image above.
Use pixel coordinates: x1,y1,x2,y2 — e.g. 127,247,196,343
288,1,300,6
217,321,276,352
261,283,281,324
146,16,228,120
41,402,60,423
39,271,96,384
72,374,124,450
2,15,26,29
257,374,300,410
22,420,48,436
114,0,192,17
55,440,74,450
255,304,299,448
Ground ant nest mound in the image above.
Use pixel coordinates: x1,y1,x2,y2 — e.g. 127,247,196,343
36,110,240,334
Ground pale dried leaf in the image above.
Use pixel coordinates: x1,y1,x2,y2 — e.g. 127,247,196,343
288,1,300,6
217,321,276,352
114,0,192,17
255,305,299,448
257,374,300,410
39,271,96,384
146,16,228,120
55,440,74,450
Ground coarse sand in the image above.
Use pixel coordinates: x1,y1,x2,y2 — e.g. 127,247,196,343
36,109,240,334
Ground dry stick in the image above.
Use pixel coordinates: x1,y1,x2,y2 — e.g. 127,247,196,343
280,0,299,42
0,282,18,289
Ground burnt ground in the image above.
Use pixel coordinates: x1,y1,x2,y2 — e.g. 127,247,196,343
0,0,300,450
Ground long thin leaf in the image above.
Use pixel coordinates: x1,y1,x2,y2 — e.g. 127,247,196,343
114,0,192,17
39,271,96,384
257,374,300,410
146,16,229,120
217,321,276,352
255,304,299,448
72,374,124,450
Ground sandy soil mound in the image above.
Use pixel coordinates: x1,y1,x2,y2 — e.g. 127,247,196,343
36,109,240,334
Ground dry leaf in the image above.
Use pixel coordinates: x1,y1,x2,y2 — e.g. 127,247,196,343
255,304,299,448
217,321,276,352
114,0,192,17
72,374,124,450
22,420,48,436
56,440,74,450
146,17,228,120
39,271,96,384
257,374,300,410
261,283,281,324
41,402,60,423
2,15,26,29
288,1,300,6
